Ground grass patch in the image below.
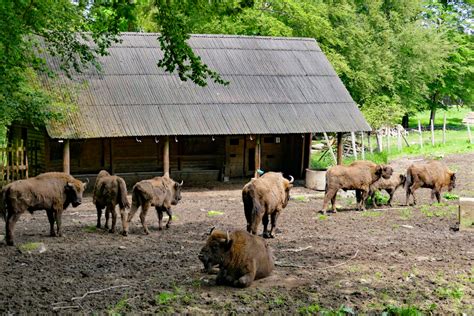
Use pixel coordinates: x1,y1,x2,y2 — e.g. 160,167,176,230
382,304,426,315
316,214,329,221
362,210,383,217
155,291,177,305
84,225,97,233
108,295,129,315
293,195,310,202
207,210,224,217
435,285,464,301
399,208,412,220
443,192,459,200
420,204,457,218
18,242,42,252
299,304,355,315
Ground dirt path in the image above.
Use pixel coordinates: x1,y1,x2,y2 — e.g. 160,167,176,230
0,153,473,314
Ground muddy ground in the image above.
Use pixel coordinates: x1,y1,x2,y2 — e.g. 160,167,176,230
0,153,473,314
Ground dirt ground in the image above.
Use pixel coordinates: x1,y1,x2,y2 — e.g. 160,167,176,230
0,153,473,314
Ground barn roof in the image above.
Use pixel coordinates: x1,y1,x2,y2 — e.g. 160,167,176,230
45,33,371,139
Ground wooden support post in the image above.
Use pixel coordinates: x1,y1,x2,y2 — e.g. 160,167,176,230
351,132,357,160
396,130,400,151
323,132,337,164
431,119,435,146
468,124,473,144
336,132,343,165
442,113,447,145
254,135,261,178
360,132,365,160
418,120,423,148
306,133,312,169
109,139,114,174
63,139,70,175
163,136,170,176
376,132,383,152
368,132,373,154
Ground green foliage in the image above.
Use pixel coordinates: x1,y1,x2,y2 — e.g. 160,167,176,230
18,242,42,252
207,210,224,216
443,192,459,200
381,305,424,316
84,225,97,233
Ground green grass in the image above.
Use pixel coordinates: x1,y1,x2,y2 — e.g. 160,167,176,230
84,225,97,233
18,242,42,252
361,210,383,217
207,210,224,217
316,214,329,221
443,192,459,200
108,295,129,315
381,304,426,316
408,107,470,129
293,195,310,202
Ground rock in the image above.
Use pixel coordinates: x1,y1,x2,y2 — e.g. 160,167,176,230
401,225,414,229
118,246,126,250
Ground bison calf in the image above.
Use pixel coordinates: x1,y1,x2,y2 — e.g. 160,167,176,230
321,161,393,214
198,228,274,288
126,175,182,235
0,172,87,246
405,160,456,205
242,172,294,238
369,172,406,207
93,170,130,235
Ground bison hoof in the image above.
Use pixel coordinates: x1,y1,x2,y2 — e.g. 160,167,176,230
109,229,115,233
166,224,170,229
122,231,128,237
6,240,14,246
158,226,163,231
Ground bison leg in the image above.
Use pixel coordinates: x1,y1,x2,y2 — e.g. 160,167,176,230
96,206,103,228
262,213,270,238
268,211,280,238
46,209,56,237
54,210,64,237
235,260,257,288
104,208,110,230
321,189,338,214
165,207,172,229
358,190,369,211
6,211,22,246
120,207,128,236
156,206,164,230
108,204,117,233
139,202,151,235
434,190,441,204
386,189,394,207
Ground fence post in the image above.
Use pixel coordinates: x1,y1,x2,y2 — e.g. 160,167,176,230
368,132,373,154
418,120,423,148
431,119,435,146
387,132,391,153
360,131,365,160
468,123,473,144
442,113,447,145
397,129,402,151
323,132,337,164
351,132,358,160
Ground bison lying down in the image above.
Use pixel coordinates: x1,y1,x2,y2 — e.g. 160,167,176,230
199,228,274,288
0,172,87,246
242,172,294,238
93,170,130,235
405,160,456,205
369,172,406,207
321,161,393,214
127,175,183,234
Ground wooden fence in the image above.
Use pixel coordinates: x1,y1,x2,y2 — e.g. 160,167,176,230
0,139,28,187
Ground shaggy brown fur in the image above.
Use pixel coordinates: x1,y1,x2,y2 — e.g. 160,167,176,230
405,160,456,205
369,172,406,207
321,160,393,214
93,170,130,235
0,172,87,246
126,175,183,235
198,229,274,288
242,172,294,238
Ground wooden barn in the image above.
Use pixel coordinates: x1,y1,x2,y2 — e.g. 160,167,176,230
8,33,370,185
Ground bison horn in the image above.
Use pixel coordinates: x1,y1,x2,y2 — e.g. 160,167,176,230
289,175,294,184
179,180,184,186
209,227,216,235
226,231,230,243
84,178,90,185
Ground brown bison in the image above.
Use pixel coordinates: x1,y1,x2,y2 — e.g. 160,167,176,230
405,160,456,205
321,160,393,214
126,175,183,234
0,172,87,246
93,170,130,235
369,172,406,207
198,228,274,288
242,172,294,238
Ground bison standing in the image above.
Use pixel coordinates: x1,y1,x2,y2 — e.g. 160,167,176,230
405,160,456,205
0,172,87,246
198,228,274,288
93,170,130,235
369,172,406,207
320,161,393,214
242,172,294,238
126,175,183,235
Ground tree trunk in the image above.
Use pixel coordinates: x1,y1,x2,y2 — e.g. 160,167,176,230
401,114,409,128
430,107,436,126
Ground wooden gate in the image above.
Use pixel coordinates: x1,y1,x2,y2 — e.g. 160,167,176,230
0,140,29,187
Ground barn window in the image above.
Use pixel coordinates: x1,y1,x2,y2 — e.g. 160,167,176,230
230,138,239,146
267,154,275,159
50,142,63,160
264,137,275,144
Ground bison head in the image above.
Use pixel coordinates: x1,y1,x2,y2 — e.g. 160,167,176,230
448,173,456,192
376,164,393,180
171,180,183,205
198,228,231,273
282,175,294,208
65,180,87,207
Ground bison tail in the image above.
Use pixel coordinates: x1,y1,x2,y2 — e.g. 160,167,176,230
117,178,130,209
0,187,8,222
242,185,261,233
405,169,412,193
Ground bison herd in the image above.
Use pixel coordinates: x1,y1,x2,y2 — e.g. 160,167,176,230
0,159,456,287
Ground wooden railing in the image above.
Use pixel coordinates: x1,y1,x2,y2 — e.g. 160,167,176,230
0,140,28,187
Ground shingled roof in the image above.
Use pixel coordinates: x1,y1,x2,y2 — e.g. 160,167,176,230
45,33,371,139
